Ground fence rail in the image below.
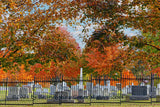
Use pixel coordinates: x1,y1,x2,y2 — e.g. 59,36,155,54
0,74,160,105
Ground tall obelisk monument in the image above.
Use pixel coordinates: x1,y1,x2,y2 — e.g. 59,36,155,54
79,68,84,89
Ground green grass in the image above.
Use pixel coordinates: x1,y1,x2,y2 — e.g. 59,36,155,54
0,98,159,107
1,103,160,107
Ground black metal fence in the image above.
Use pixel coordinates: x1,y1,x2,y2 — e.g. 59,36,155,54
0,74,160,105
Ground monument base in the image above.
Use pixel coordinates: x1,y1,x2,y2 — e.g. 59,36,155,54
77,96,84,103
38,95,47,99
129,95,149,100
20,95,29,99
96,96,109,100
6,95,20,101
47,99,74,103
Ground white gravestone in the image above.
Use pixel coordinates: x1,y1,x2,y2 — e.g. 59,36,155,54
71,85,79,98
19,87,29,98
50,85,56,95
107,80,110,93
7,87,20,100
43,88,49,94
34,88,42,95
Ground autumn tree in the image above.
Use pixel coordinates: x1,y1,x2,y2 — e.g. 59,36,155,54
0,0,82,71
0,0,78,69
71,0,160,75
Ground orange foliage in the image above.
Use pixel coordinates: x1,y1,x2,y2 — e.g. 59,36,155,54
151,67,160,76
0,69,7,81
85,45,120,75
110,69,139,88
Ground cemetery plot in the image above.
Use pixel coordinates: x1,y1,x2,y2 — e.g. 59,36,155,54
1,70,160,105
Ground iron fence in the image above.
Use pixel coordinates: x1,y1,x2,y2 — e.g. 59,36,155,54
0,74,160,105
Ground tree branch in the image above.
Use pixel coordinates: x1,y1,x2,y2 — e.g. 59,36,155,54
145,43,160,51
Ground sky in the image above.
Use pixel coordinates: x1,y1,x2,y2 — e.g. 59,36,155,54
66,25,141,49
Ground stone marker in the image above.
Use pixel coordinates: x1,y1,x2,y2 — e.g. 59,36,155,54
19,87,29,98
96,88,109,100
77,89,84,103
50,85,56,95
47,91,74,103
34,88,42,95
130,86,149,100
6,87,20,101
84,90,88,98
22,85,32,93
86,82,93,96
71,85,78,99
149,86,156,98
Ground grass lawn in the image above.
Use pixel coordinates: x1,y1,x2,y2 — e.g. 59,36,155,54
1,103,160,107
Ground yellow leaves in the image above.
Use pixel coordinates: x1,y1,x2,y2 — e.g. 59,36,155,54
0,19,2,23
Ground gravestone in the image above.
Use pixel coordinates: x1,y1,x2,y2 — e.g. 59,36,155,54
22,85,32,93
130,86,149,100
19,87,29,98
86,82,93,96
77,89,84,103
103,88,109,96
96,88,109,100
110,86,117,98
62,81,67,87
43,88,49,94
157,84,160,95
47,91,74,103
106,80,110,93
63,85,71,99
84,90,88,98
6,87,20,101
149,86,156,98
122,87,127,95
127,85,132,94
56,83,63,92
0,86,7,91
34,88,42,95
50,85,56,95
71,85,78,99
93,86,99,98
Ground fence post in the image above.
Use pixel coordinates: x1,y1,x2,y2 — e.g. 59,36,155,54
90,74,92,105
5,78,8,105
151,73,153,104
120,72,122,105
32,76,35,105
60,75,63,105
